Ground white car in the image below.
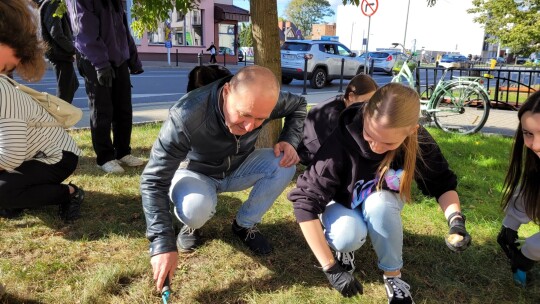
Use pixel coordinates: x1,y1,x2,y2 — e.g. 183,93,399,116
280,40,366,89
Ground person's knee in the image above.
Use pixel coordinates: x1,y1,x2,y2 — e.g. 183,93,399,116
174,192,215,228
323,204,367,252
363,191,403,218
170,174,216,228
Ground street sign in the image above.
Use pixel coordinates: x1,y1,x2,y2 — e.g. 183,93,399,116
361,0,378,17
165,41,172,48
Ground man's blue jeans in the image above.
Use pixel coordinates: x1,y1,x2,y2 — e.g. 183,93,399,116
169,148,296,229
321,190,405,272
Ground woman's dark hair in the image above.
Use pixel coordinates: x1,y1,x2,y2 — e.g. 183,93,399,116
187,65,233,92
502,90,540,223
0,0,45,81
343,73,379,101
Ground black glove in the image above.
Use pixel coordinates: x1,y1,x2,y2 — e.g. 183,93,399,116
96,66,115,87
497,225,519,260
323,262,363,297
497,226,534,272
445,212,471,252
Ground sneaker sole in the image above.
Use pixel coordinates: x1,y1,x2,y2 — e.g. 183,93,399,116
117,161,144,167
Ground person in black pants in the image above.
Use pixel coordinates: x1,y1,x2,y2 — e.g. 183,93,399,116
38,0,79,103
66,0,144,173
207,42,217,64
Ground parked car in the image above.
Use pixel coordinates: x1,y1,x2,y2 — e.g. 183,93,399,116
238,50,244,62
365,51,408,75
218,46,234,55
438,54,471,69
280,40,366,89
515,56,527,65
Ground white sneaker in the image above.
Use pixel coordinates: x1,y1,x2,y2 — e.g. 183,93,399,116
117,155,144,167
99,160,125,173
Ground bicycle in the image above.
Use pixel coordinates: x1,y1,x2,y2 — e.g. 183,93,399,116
391,57,491,134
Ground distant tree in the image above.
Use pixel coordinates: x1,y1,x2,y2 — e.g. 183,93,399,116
284,0,334,37
238,23,253,47
468,0,540,55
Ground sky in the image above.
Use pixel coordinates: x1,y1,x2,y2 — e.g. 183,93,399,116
232,0,486,56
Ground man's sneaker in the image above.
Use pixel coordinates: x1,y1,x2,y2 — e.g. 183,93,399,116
336,251,356,273
99,160,125,173
383,275,414,304
232,220,273,255
117,155,144,167
59,183,85,223
176,224,202,252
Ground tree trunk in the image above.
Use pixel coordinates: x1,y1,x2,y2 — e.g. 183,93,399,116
250,0,283,148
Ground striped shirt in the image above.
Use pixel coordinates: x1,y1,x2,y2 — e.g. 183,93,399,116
0,77,81,171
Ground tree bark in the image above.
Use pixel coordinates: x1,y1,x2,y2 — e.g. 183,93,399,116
250,0,283,148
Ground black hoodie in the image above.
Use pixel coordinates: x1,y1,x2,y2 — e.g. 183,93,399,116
39,0,76,62
288,102,458,222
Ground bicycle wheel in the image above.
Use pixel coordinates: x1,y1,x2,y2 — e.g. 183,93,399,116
431,82,490,134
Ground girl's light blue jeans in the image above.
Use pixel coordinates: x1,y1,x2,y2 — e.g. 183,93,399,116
169,148,295,229
321,190,405,272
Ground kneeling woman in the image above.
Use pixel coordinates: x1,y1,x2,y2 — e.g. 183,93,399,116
0,0,83,221
288,83,471,303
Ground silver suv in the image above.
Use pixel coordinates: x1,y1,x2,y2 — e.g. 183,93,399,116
280,40,366,89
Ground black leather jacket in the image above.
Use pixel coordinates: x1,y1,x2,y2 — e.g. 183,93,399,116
141,77,307,256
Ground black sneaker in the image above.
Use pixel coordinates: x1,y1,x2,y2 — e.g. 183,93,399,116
384,275,414,304
176,224,202,252
336,251,356,274
59,183,84,223
232,220,272,255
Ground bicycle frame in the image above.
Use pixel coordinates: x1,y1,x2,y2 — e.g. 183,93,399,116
391,59,488,113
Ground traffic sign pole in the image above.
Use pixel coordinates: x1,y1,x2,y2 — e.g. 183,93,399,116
360,0,378,74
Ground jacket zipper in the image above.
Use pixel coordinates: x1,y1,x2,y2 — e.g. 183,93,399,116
224,135,241,177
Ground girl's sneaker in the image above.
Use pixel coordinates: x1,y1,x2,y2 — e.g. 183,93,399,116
383,275,414,304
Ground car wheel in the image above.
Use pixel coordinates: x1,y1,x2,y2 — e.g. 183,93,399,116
310,68,327,89
281,76,293,85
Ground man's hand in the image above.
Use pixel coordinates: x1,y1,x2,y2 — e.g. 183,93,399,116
150,252,178,292
323,262,363,297
96,66,115,87
273,141,299,167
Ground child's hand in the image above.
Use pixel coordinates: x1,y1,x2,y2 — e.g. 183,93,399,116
445,213,471,252
497,225,519,260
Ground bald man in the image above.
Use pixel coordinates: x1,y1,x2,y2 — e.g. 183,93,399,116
141,65,307,290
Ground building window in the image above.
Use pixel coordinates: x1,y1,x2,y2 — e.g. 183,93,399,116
218,23,236,55
147,9,203,46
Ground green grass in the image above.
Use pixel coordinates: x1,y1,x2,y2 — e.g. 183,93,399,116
1,123,539,303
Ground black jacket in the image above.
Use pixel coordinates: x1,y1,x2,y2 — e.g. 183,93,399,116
289,103,458,223
39,0,76,62
141,77,307,256
297,95,345,165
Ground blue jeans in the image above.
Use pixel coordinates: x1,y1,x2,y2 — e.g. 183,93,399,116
169,148,295,229
321,190,405,272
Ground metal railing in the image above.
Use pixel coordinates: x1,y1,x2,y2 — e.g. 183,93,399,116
414,66,540,109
